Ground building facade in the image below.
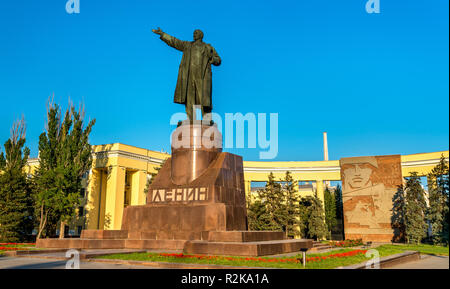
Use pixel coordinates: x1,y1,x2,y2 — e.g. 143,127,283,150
26,143,449,237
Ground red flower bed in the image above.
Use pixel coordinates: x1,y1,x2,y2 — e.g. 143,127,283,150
0,243,36,246
157,249,368,264
306,249,367,263
0,243,36,252
329,239,363,248
0,247,29,251
158,252,302,263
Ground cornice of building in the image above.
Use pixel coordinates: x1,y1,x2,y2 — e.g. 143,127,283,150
400,157,449,168
93,150,166,165
243,166,341,173
27,143,448,175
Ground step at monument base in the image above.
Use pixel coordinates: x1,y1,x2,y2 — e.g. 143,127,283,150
125,239,186,250
81,230,128,239
207,231,286,242
36,238,186,250
78,230,287,242
37,230,313,256
36,238,126,249
183,239,313,257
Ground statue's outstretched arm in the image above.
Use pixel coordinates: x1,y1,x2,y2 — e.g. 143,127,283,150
152,27,187,51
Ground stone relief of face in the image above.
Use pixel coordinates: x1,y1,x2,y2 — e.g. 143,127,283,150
343,163,374,189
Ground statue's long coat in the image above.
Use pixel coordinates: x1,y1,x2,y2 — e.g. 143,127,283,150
160,33,221,109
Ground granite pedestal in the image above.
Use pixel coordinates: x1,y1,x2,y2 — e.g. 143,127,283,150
37,123,313,256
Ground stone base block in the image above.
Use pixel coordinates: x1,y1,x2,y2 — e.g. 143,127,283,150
127,230,209,241
37,237,313,256
81,230,128,240
122,203,246,234
36,238,185,250
183,239,313,257
125,239,186,250
207,231,286,242
36,238,126,249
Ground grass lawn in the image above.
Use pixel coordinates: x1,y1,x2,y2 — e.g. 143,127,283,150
95,246,406,269
379,244,449,256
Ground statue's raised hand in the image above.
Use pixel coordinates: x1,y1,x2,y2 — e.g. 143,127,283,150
152,27,163,36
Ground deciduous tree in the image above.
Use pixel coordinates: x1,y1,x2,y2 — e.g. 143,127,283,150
34,101,95,239
0,118,34,242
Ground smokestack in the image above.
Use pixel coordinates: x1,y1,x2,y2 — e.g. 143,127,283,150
323,132,329,161
323,132,330,187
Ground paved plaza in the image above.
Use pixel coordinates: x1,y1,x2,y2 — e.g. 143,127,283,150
0,256,157,269
388,255,449,269
1,253,448,269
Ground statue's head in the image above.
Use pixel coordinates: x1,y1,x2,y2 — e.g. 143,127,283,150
193,29,204,41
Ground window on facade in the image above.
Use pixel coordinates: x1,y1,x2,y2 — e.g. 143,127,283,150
79,188,86,198
298,181,316,191
124,171,132,207
250,181,266,194
78,207,84,217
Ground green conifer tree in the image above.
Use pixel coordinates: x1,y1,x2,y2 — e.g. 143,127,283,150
404,172,428,244
250,173,284,231
282,171,300,238
426,155,449,245
307,193,328,241
391,184,406,242
248,199,270,230
261,173,284,230
298,194,328,240
334,184,345,239
334,184,343,220
324,186,337,238
298,196,313,238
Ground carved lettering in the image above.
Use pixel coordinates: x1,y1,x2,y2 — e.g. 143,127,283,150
175,188,184,201
150,188,208,203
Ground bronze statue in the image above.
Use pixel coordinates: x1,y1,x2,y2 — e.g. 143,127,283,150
152,28,221,123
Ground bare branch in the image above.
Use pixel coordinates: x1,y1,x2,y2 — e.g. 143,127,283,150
10,115,26,145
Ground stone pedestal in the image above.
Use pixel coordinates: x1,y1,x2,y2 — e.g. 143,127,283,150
170,122,222,185
36,123,313,256
122,123,247,236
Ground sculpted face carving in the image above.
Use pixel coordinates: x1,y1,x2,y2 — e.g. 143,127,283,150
340,155,403,242
343,163,374,189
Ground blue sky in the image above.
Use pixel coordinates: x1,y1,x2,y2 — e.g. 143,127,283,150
0,0,448,161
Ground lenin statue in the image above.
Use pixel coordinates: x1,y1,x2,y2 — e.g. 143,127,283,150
152,28,221,123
